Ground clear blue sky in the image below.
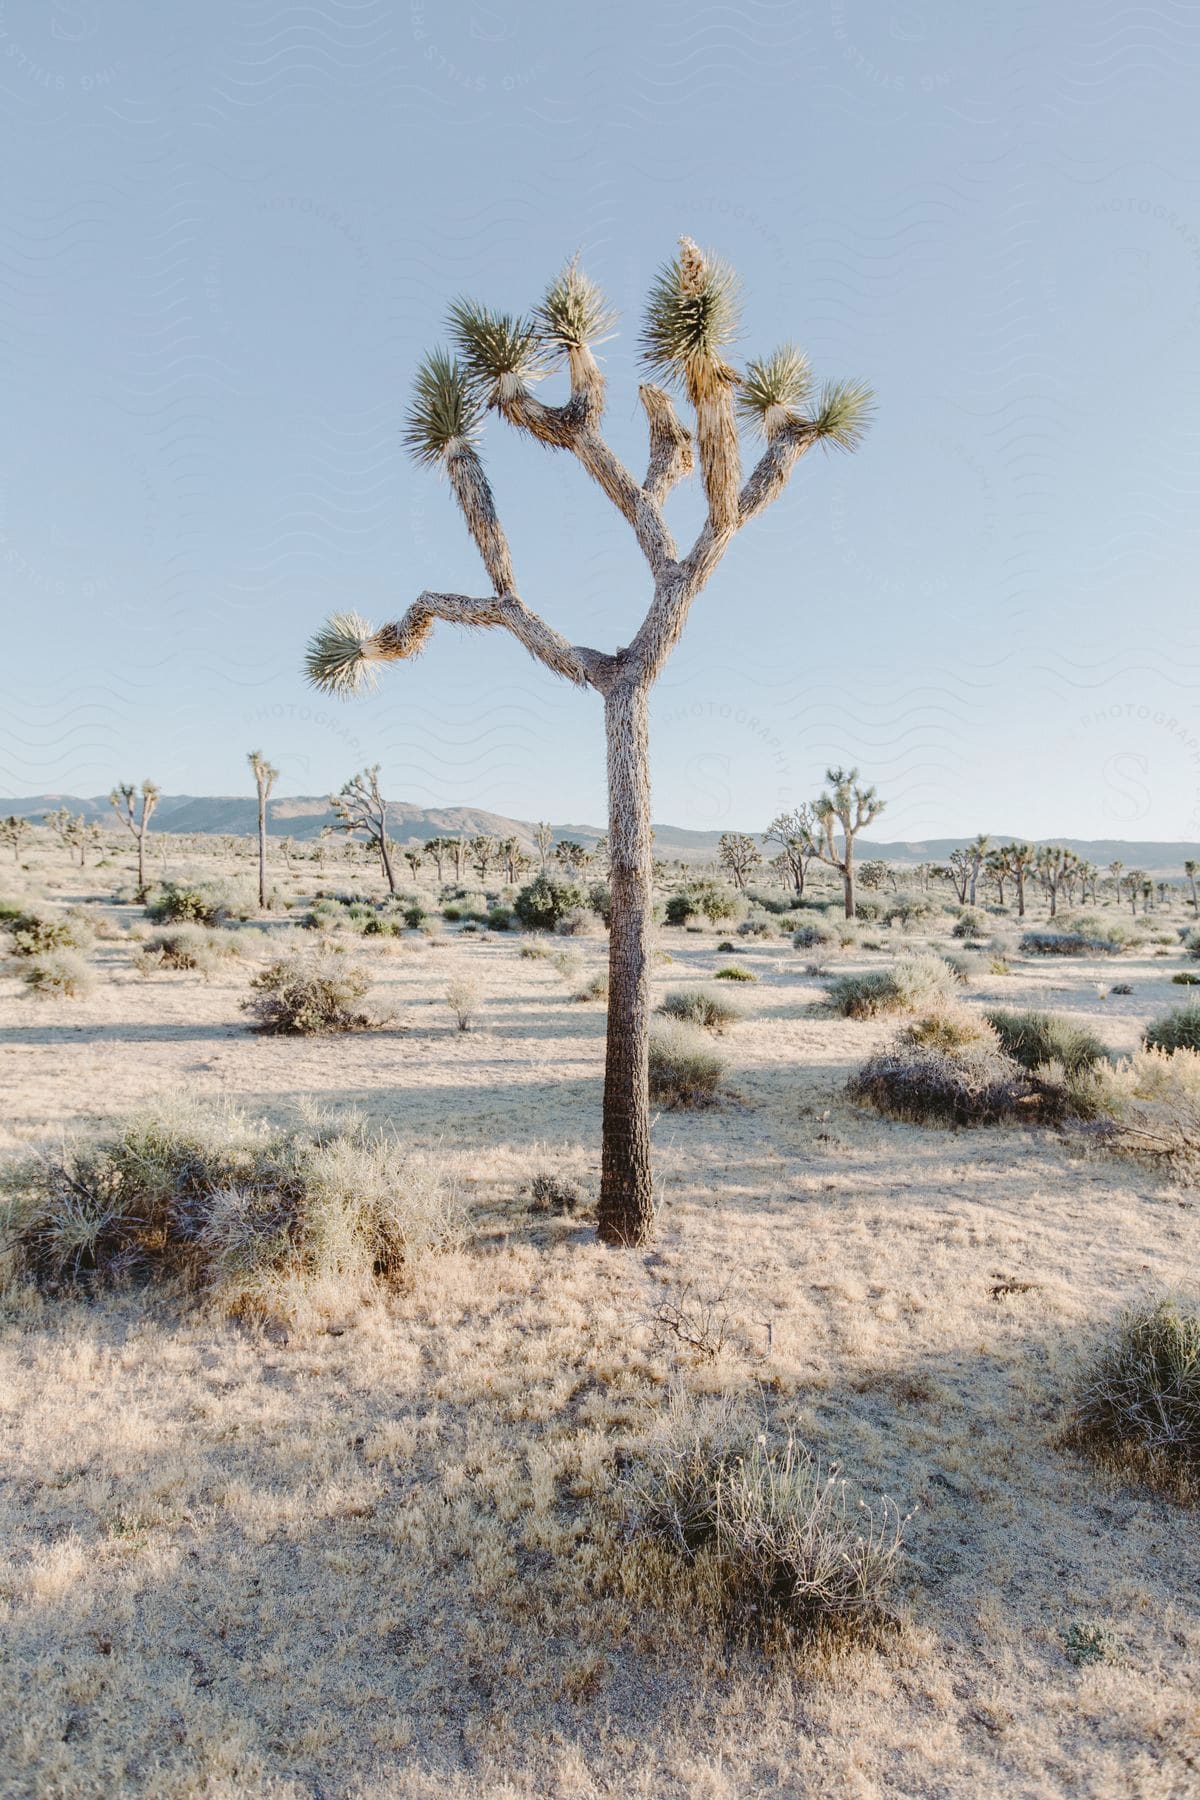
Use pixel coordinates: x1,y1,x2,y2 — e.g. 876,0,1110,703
2,1,1198,842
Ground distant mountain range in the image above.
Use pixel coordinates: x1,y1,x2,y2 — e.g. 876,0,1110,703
6,795,1198,874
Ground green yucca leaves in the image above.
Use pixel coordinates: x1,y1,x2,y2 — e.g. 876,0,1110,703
737,345,812,436
813,379,875,451
402,351,484,467
639,239,741,390
447,297,544,393
534,257,617,358
305,612,379,696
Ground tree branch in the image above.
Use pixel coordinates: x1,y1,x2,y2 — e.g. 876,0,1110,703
339,593,611,691
639,384,694,505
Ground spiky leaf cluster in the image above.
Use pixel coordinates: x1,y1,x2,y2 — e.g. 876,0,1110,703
639,239,741,392
813,379,875,451
447,298,544,394
305,612,379,696
533,258,617,358
402,351,484,468
737,345,812,437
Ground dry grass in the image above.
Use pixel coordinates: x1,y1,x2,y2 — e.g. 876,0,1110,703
1,847,1198,1795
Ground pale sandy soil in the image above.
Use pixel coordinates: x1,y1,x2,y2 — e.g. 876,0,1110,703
1,851,1198,1798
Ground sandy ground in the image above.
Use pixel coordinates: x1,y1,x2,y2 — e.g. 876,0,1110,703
1,850,1198,1798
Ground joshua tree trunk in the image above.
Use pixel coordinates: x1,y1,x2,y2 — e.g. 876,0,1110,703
597,679,654,1245
1016,869,1025,917
379,834,397,894
257,797,268,908
842,852,855,920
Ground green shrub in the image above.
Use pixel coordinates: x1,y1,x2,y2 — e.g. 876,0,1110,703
792,920,837,951
145,882,232,927
986,1008,1109,1076
0,1098,463,1317
648,1021,725,1108
242,952,377,1035
519,938,551,960
1184,930,1200,961
942,951,985,986
657,987,744,1033
665,881,741,926
1173,971,1200,987
714,964,756,982
885,894,934,928
587,881,612,926
826,954,957,1020
20,950,94,1000
572,971,609,1004
627,1395,905,1644
487,907,513,931
1144,1004,1200,1055
513,873,588,931
737,916,773,940
4,907,93,957
1072,1297,1200,1491
1021,930,1124,958
952,908,987,939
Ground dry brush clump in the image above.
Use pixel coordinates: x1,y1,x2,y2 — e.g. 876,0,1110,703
242,951,379,1035
1071,1296,1200,1499
648,1019,726,1108
133,924,244,978
1145,1002,1200,1055
445,976,482,1031
144,880,248,927
624,1394,907,1649
657,986,745,1033
985,1008,1109,1077
18,949,94,1000
0,1097,465,1320
1020,926,1126,958
2,904,94,957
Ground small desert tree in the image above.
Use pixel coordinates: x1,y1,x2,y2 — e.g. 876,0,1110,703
425,836,449,883
1034,844,1076,919
763,806,818,897
963,833,990,906
718,830,761,890
1185,859,1198,916
109,780,160,897
404,845,424,882
44,807,76,853
331,766,397,893
1003,841,1036,919
470,833,498,880
534,820,554,869
501,835,522,883
305,240,872,1244
247,750,279,910
811,767,884,919
1,814,32,863
554,839,586,878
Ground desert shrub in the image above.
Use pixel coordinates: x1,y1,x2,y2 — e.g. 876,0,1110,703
626,1394,905,1645
986,1008,1109,1076
952,908,988,939
362,912,405,937
1144,1004,1200,1055
665,882,741,927
445,977,481,1031
134,925,242,977
657,987,744,1033
737,916,773,940
826,954,957,1021
1111,982,1134,994
587,881,612,926
242,952,376,1035
903,1007,994,1053
885,894,933,928
4,907,93,957
1096,1048,1200,1177
1174,971,1200,987
0,1098,464,1317
513,873,588,932
1062,912,1133,949
145,881,233,927
648,1020,725,1108
849,1037,1036,1127
716,939,736,953
942,951,984,986
714,964,756,982
1072,1297,1200,1492
852,897,883,922
486,907,513,931
1021,930,1124,958
20,951,94,1000
556,905,604,937
1184,929,1200,961
526,1171,583,1214
519,938,551,960
792,920,837,951
573,971,609,1003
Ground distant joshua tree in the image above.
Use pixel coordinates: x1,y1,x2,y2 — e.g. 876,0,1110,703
425,836,449,883
305,239,872,1245
470,833,499,880
109,780,160,897
501,835,522,883
1185,859,1198,916
1034,845,1076,918
1,814,32,862
404,846,424,882
554,838,586,878
763,806,818,896
717,830,761,890
811,767,884,918
331,766,397,893
534,820,554,870
247,751,279,910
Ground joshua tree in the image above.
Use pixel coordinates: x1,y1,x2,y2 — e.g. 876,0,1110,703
501,835,522,883
554,839,586,878
1125,867,1147,915
857,859,889,892
1184,859,1198,916
1001,841,1036,918
717,830,761,890
109,780,160,897
984,846,1012,906
404,846,424,882
445,837,467,883
534,820,554,870
44,806,76,852
0,814,32,862
763,805,817,897
425,837,449,883
957,834,990,906
331,766,397,893
247,750,279,910
1108,860,1125,907
811,767,884,919
945,848,972,905
469,833,499,880
305,240,872,1245
1034,844,1076,919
